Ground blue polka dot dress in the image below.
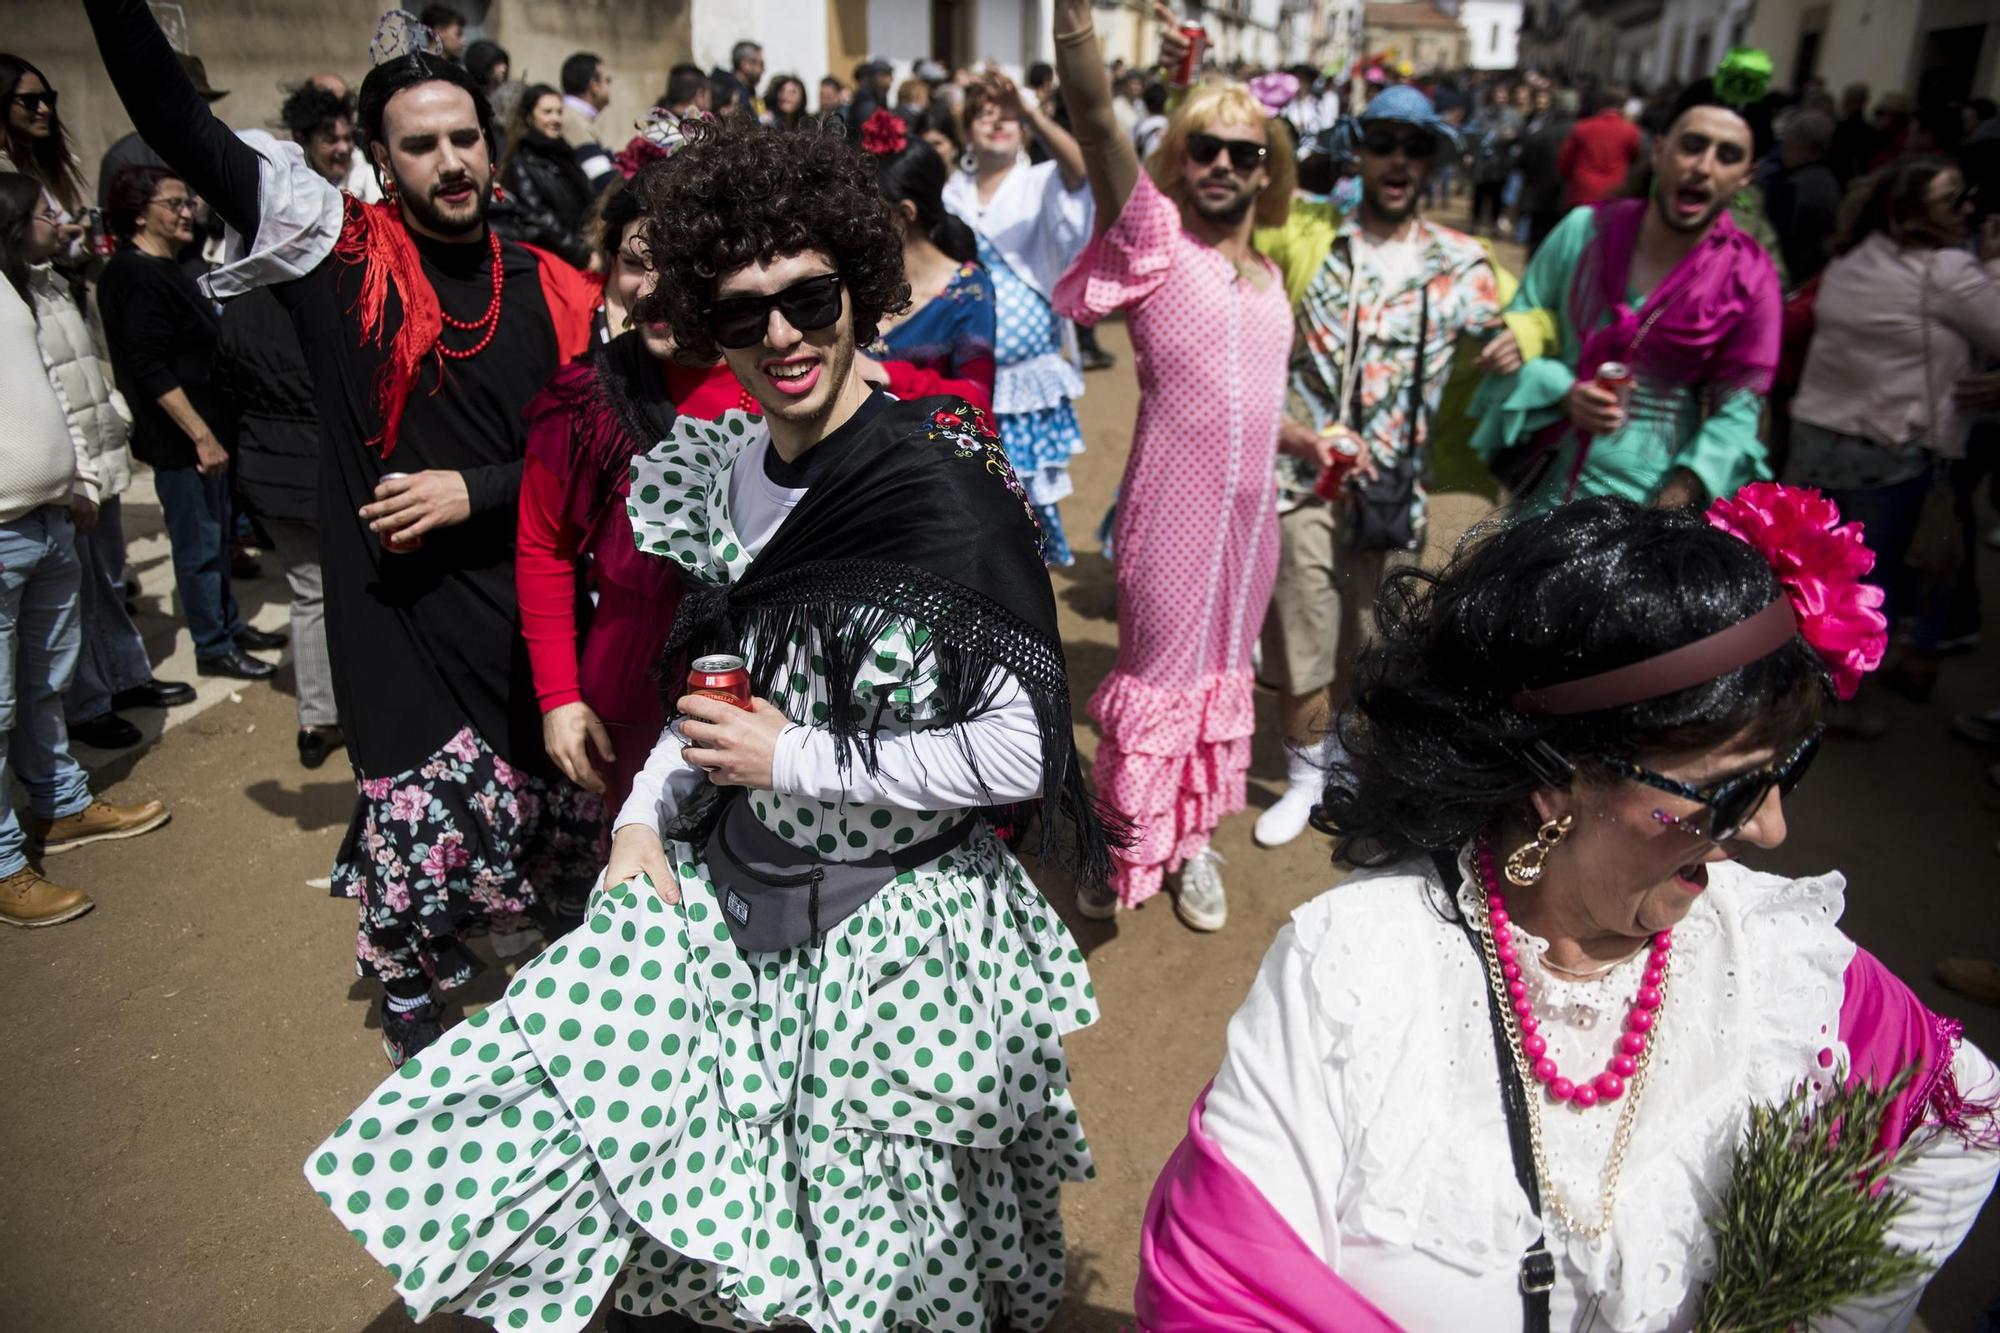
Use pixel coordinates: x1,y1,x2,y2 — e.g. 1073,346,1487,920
982,238,1086,567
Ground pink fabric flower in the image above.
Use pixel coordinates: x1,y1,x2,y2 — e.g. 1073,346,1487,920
1705,482,1888,699
421,833,470,881
388,783,429,824
1248,71,1300,117
359,776,394,801
492,756,519,790
444,728,481,763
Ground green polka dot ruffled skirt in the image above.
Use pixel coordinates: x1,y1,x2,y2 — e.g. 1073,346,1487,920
307,832,1097,1332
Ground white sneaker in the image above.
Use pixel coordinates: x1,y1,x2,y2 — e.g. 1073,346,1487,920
1076,878,1120,921
1175,848,1228,932
1254,783,1319,847
1254,744,1332,848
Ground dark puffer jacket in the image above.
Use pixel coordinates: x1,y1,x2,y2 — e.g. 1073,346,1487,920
212,285,317,524
496,130,593,269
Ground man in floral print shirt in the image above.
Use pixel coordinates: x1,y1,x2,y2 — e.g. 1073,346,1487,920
1253,86,1506,848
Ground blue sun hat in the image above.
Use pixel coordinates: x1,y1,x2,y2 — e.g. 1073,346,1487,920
1360,84,1457,136
1317,84,1461,162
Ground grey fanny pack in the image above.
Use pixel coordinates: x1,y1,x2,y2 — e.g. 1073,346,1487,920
702,796,978,953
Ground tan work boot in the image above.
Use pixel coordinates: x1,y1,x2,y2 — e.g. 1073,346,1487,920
0,866,95,928
1937,958,2000,1008
29,798,170,855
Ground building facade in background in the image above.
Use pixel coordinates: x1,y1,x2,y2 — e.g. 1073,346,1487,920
1519,0,1998,103
1363,2,1472,73
1748,0,1999,106
18,0,1076,173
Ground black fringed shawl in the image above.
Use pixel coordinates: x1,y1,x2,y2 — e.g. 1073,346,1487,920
659,395,1123,892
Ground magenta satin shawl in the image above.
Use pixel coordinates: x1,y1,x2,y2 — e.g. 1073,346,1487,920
1570,197,1781,396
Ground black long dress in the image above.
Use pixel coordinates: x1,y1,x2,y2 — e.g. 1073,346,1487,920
88,0,600,990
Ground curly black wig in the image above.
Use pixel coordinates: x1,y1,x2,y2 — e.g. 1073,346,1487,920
1316,498,1826,868
279,82,354,144
634,116,909,362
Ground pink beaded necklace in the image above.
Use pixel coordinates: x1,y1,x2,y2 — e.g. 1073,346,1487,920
1476,838,1673,1110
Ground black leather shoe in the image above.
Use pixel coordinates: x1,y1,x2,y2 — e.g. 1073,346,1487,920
196,650,277,681
69,713,143,749
235,626,288,652
297,725,346,770
111,678,196,710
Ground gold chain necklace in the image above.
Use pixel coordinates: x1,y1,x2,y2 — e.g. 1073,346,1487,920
1538,941,1648,982
1472,890,1672,1241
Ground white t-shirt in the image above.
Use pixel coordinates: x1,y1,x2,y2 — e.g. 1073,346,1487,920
1351,225,1423,293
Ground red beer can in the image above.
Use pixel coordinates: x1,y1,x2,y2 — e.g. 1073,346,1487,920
1173,23,1208,87
1594,360,1634,415
1312,426,1365,502
688,654,753,710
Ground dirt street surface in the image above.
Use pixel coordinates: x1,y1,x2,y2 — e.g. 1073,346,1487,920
5,215,1997,1332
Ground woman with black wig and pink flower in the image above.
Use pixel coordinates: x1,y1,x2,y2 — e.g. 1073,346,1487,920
1134,485,1998,1331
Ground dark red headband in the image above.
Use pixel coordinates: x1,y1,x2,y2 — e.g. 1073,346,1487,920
1510,598,1798,717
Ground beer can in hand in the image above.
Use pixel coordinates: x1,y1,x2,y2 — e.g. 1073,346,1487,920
1173,24,1208,87
687,654,754,710
1312,426,1365,502
1594,361,1634,416
378,471,423,551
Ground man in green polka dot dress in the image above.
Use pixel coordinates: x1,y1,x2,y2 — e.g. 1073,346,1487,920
307,116,1123,1332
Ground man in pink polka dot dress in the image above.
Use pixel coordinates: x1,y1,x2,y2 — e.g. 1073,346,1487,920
1051,1,1296,930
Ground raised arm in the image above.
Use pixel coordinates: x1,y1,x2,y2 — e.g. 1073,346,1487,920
1052,0,1141,234
83,0,264,238
1019,81,1087,193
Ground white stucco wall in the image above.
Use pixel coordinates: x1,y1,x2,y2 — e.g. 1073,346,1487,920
690,0,832,85
865,0,934,62
1462,0,1522,69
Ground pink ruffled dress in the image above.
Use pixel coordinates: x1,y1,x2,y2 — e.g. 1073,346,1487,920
1054,174,1291,905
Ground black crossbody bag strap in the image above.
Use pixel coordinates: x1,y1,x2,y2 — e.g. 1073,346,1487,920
1430,851,1555,1333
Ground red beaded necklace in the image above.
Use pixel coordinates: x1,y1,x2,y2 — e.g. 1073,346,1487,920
437,229,505,361
1475,837,1673,1110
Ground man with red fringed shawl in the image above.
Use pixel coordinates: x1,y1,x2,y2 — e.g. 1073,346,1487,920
86,0,603,1066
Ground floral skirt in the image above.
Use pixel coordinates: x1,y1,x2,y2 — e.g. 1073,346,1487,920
331,725,605,989
307,830,1096,1332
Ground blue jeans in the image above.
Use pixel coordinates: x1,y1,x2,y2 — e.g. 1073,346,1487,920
63,496,156,722
0,507,94,878
151,465,246,660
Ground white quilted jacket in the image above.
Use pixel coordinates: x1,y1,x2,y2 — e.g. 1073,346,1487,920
30,264,133,498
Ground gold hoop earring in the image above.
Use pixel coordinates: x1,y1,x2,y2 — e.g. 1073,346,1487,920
1504,814,1573,888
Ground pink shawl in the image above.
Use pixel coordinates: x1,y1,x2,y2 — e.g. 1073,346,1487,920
1134,948,1986,1331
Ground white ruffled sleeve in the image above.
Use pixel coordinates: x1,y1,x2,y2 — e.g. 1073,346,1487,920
199,130,344,300
1201,920,1345,1263
1815,1037,2000,1332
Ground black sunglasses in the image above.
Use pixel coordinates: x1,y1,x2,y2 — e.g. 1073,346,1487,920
1597,727,1823,844
8,90,58,116
703,272,844,350
1186,132,1268,173
1361,125,1440,159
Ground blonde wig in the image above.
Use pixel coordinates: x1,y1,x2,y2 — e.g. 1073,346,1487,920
1146,83,1295,229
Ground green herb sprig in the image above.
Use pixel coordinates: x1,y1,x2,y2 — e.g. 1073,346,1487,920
1697,1072,1931,1333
